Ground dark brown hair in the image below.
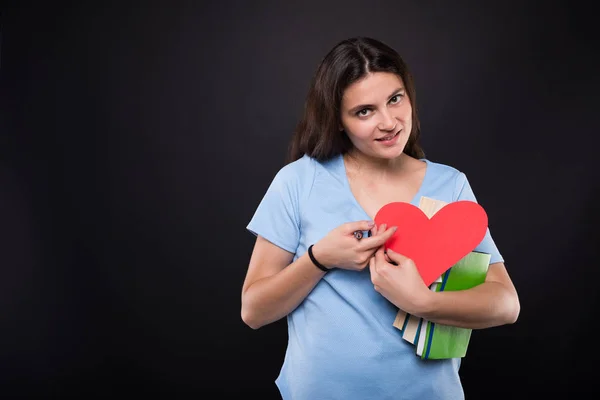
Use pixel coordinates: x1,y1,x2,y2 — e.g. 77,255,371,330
287,37,425,163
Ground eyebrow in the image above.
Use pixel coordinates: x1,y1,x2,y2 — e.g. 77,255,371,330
347,87,405,113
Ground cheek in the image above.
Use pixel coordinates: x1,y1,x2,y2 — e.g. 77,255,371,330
345,120,377,140
399,104,413,124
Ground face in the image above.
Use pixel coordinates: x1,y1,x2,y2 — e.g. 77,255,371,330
340,72,412,160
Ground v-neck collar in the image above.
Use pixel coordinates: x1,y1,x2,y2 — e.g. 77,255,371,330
336,153,430,220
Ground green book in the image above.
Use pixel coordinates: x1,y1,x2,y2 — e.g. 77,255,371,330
415,251,491,360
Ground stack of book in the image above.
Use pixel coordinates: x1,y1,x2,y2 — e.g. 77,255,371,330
392,197,490,360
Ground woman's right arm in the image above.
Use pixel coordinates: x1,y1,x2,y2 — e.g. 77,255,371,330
241,235,327,329
241,223,397,329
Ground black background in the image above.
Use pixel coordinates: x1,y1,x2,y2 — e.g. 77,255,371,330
1,1,599,398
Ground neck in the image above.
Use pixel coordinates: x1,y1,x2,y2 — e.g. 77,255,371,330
344,149,407,181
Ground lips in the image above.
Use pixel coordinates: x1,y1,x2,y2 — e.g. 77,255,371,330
376,130,400,141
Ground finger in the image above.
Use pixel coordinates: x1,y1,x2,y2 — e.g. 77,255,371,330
371,224,379,236
384,252,392,263
384,251,399,266
369,261,376,285
386,248,410,264
374,248,390,277
371,223,384,237
344,220,375,234
369,255,378,278
358,225,397,250
375,245,387,264
369,255,376,270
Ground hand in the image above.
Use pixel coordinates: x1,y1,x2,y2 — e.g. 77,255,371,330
311,221,397,271
369,245,432,315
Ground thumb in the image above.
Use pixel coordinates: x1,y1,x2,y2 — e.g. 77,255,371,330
385,249,410,264
344,220,375,234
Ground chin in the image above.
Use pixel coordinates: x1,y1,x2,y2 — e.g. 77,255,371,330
376,142,408,159
353,137,407,160
382,149,406,159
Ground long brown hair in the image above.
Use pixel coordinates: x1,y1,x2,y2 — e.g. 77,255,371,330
287,37,425,164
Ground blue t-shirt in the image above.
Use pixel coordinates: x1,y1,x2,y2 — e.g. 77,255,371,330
246,153,503,400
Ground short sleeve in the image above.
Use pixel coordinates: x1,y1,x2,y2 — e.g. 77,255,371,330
455,173,504,264
246,164,302,254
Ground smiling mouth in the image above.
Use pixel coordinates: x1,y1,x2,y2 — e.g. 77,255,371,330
375,130,401,141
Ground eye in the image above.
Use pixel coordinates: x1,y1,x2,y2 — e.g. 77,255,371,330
356,108,372,117
389,93,404,104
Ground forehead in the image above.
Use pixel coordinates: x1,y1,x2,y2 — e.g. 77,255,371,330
341,72,404,107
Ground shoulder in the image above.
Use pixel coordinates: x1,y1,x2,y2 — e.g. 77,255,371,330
421,158,470,200
423,158,464,178
266,154,320,199
275,154,317,182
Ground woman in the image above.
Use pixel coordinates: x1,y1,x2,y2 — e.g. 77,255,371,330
241,37,520,399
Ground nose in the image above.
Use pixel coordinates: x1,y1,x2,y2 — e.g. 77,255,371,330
378,110,397,131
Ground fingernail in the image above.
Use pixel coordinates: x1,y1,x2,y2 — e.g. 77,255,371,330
367,221,375,227
392,226,398,231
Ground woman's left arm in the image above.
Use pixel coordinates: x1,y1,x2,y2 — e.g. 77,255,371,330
370,248,520,330
418,262,520,329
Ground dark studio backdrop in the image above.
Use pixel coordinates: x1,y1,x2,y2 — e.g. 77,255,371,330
1,1,599,398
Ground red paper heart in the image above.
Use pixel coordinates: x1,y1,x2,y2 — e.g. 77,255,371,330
374,201,488,286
